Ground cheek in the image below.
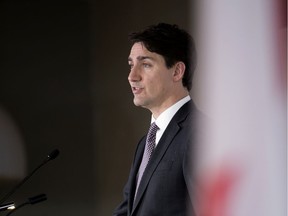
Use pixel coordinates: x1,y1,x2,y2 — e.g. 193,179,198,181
145,69,172,93
146,79,157,93
147,79,167,96
155,74,173,90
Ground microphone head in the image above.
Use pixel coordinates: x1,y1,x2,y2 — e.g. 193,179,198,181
47,149,60,161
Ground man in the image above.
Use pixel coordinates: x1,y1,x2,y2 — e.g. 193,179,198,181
113,23,199,216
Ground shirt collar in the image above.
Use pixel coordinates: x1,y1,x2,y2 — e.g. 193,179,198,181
151,95,191,131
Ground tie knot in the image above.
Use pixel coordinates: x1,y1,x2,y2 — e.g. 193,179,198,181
149,122,159,133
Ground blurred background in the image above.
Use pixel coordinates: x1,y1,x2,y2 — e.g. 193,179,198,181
0,0,195,215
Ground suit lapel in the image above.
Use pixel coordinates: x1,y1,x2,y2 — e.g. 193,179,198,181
131,101,192,214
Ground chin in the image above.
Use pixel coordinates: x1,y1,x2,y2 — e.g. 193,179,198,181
133,100,142,107
133,98,147,108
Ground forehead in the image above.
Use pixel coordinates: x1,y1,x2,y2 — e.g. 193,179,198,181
129,43,150,57
128,42,161,62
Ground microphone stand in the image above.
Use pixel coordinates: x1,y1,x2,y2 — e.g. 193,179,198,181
0,149,59,205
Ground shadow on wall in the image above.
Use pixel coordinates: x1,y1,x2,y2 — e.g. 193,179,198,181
0,106,26,184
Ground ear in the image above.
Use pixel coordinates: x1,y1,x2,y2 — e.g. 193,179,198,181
173,62,186,82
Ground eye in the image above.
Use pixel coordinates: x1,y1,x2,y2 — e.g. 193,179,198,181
143,63,151,68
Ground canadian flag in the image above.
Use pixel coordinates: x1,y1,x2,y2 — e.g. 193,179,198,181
194,0,286,216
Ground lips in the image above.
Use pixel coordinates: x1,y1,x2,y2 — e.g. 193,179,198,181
131,86,143,94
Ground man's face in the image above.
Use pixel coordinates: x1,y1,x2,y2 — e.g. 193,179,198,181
128,42,176,115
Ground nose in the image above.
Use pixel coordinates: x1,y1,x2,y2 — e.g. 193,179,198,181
128,65,141,82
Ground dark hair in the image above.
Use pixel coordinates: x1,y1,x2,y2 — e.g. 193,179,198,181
128,23,196,91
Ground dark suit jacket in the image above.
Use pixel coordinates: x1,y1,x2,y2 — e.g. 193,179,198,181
113,100,199,216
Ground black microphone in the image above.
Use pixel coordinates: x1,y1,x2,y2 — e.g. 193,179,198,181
0,149,59,204
6,194,47,216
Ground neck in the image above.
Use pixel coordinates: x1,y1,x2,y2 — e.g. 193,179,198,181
151,90,189,119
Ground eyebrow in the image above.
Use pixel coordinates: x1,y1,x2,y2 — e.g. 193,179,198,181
128,56,155,62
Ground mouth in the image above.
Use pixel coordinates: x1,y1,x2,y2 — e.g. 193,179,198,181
131,86,143,94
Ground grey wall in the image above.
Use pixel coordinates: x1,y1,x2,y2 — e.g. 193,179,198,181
0,0,192,215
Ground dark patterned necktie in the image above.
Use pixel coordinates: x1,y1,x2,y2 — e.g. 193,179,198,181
134,122,159,199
